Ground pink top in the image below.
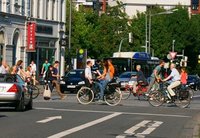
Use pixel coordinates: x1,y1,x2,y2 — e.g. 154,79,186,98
181,72,188,84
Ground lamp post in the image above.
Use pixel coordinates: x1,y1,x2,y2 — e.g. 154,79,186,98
172,39,175,52
148,9,178,54
68,0,72,69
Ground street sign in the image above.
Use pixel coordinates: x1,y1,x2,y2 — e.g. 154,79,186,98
59,38,67,46
169,52,177,59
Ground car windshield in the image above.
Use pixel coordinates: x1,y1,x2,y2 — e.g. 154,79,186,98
119,72,137,78
188,75,198,80
67,70,83,78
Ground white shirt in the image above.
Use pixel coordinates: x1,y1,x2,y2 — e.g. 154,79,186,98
30,63,37,74
85,66,92,79
0,65,8,74
169,68,180,82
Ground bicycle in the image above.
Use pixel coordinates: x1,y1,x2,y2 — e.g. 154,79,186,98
148,81,193,108
121,81,148,100
76,79,122,106
26,78,40,99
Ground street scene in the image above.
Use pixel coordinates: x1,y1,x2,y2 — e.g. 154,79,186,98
0,90,200,138
1,0,200,138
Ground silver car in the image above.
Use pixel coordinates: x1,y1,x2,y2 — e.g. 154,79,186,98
0,74,33,111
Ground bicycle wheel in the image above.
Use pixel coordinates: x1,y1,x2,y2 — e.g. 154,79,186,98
175,90,192,108
31,85,40,99
121,88,131,100
148,90,165,107
104,88,122,106
76,87,94,105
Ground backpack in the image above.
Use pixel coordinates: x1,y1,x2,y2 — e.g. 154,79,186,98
81,69,86,80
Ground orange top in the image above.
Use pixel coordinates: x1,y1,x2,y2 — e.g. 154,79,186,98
102,64,115,79
181,72,188,84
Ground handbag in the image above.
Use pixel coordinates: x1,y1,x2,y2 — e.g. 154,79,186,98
43,84,51,100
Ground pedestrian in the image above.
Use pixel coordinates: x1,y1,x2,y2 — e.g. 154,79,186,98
51,61,66,100
92,59,102,79
16,60,27,80
41,59,50,75
0,60,10,74
146,59,165,94
30,60,37,85
97,59,115,101
180,67,188,88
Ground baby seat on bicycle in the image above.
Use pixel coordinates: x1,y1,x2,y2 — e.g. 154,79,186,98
138,81,148,86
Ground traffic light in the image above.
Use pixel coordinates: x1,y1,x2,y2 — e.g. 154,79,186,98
198,55,200,64
77,49,87,69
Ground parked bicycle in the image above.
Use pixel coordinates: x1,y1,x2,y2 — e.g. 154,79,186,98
77,79,122,106
148,81,193,108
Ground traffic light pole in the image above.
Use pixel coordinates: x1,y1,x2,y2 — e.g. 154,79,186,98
68,0,72,69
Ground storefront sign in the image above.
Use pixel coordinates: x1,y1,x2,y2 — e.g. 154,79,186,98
27,22,36,52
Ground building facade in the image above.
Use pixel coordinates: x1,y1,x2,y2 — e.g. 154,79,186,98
0,0,66,76
108,0,191,18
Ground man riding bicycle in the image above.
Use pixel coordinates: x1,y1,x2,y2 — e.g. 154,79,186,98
162,63,181,101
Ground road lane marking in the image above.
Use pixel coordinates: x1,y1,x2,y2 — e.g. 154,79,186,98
116,120,163,138
124,120,151,134
35,107,191,118
48,112,122,138
37,116,62,123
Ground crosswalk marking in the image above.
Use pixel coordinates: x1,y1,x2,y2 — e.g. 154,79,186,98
48,112,122,138
116,120,163,138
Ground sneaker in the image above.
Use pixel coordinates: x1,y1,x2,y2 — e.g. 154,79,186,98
60,95,67,100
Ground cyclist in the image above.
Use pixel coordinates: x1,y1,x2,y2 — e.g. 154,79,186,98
97,59,115,101
131,65,148,94
84,60,93,87
162,63,181,101
146,59,165,95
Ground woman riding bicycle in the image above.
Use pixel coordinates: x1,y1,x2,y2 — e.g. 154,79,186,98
97,59,115,101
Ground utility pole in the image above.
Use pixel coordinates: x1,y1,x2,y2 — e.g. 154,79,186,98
102,0,106,12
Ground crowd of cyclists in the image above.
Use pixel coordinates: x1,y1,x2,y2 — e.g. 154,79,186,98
0,58,190,103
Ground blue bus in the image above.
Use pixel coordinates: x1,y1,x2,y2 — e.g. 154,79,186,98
110,52,159,78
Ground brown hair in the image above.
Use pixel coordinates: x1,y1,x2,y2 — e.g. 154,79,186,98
16,60,23,66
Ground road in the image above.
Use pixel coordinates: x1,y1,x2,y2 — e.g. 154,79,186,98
0,89,200,138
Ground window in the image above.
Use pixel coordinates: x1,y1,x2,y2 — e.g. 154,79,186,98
191,0,199,10
31,0,34,17
21,0,25,15
27,0,31,16
52,0,55,20
0,1,1,11
37,0,40,18
46,0,49,19
14,0,20,13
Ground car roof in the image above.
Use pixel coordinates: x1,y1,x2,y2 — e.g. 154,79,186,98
119,71,137,78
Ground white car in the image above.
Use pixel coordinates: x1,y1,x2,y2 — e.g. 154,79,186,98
0,74,33,111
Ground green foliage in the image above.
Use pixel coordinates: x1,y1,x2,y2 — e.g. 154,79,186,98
66,2,200,74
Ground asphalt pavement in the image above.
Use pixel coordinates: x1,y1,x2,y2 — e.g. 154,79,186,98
36,85,200,138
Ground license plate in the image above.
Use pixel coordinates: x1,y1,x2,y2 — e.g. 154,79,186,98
67,85,76,88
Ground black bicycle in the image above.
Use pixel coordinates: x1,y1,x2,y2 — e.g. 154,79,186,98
77,79,122,106
26,80,40,99
148,82,193,108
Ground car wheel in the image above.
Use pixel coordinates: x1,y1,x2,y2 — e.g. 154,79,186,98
15,96,26,112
